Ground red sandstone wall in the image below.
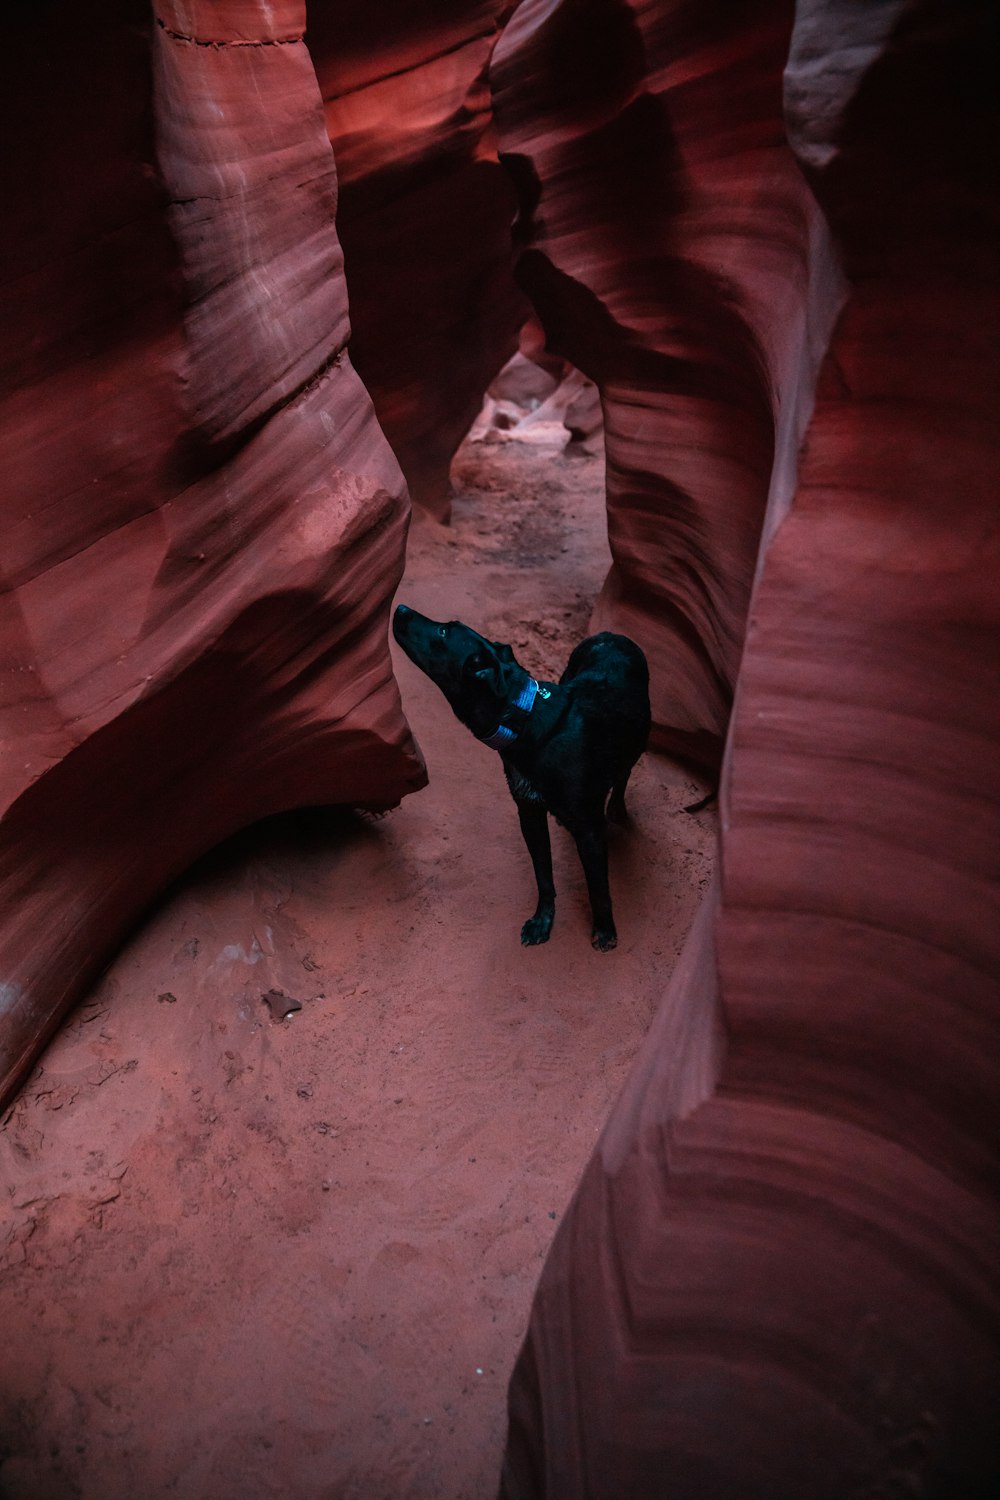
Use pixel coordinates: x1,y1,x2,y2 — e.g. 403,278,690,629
500,2,999,1495
308,1,528,521
491,0,845,766
1,2,995,1487
0,1,425,1108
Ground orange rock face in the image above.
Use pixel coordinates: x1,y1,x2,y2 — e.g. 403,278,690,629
492,0,845,766
0,2,425,1106
308,2,528,520
498,2,998,1496
1,2,995,1492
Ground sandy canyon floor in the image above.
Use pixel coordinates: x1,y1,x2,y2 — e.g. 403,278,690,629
0,427,715,1500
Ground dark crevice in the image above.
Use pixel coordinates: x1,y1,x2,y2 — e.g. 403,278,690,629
178,344,349,482
154,17,304,49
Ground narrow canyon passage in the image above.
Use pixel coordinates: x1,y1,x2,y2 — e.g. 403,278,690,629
0,428,714,1500
1,5,994,1495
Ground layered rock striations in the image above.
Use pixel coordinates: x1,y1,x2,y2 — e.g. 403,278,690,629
501,2,999,1496
0,0,425,1108
1,1,995,1488
492,0,845,766
308,1,528,521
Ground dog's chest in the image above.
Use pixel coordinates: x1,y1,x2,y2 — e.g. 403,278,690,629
503,762,547,807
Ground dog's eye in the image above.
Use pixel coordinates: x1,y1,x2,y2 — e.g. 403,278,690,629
438,626,447,638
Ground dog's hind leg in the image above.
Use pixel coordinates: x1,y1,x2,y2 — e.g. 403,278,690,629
607,775,631,825
607,753,641,825
572,819,617,951
517,802,556,946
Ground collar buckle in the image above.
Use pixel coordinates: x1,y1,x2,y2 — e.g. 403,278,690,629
480,676,539,752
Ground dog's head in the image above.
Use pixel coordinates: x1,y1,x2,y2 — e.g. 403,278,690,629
393,605,523,738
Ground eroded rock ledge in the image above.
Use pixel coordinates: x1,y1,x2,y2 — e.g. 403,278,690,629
0,0,425,1107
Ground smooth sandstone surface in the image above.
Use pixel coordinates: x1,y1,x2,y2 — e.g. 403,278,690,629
0,2,425,1108
498,2,998,1496
492,0,845,767
309,1,528,520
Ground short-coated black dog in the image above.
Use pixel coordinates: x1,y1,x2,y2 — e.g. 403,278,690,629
393,605,651,951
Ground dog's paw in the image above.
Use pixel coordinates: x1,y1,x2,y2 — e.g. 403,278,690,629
521,913,553,946
591,928,618,952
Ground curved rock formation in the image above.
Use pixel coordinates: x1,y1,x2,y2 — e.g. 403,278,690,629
308,1,528,520
0,0,425,1108
500,2,999,1495
2,2,995,1489
492,0,845,766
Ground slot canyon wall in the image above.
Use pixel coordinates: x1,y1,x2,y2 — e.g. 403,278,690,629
307,1,529,521
0,0,427,1107
497,2,999,1497
492,0,846,769
0,0,995,1494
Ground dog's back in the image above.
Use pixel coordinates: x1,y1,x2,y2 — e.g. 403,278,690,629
559,632,650,736
548,632,651,815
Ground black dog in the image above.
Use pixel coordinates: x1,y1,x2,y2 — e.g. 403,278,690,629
393,605,650,950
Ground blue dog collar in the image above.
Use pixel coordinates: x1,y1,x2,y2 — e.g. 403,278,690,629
480,676,540,751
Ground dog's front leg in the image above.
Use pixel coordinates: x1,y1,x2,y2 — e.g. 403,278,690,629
572,819,617,951
516,802,556,945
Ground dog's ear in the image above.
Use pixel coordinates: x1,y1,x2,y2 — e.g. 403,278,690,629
495,642,516,663
463,649,491,677
464,650,502,690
